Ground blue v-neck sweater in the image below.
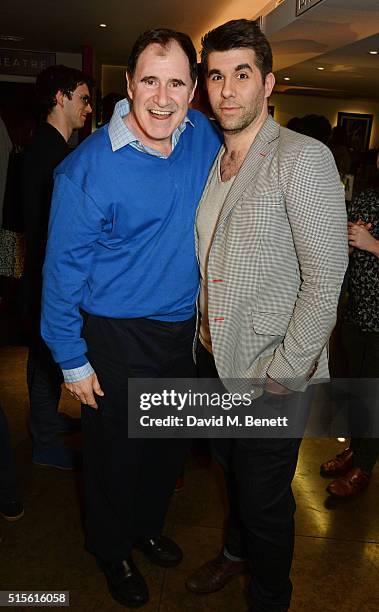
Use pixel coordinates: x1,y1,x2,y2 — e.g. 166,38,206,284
41,109,221,368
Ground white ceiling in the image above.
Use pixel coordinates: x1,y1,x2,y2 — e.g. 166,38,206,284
0,0,378,99
274,32,379,99
268,0,379,99
0,0,270,62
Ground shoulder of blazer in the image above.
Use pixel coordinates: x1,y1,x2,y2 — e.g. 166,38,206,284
278,125,308,153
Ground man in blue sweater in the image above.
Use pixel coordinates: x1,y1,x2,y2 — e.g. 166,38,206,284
41,28,220,608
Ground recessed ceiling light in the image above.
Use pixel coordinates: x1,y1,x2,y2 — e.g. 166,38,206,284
99,23,107,28
317,66,325,70
283,77,291,81
368,50,378,55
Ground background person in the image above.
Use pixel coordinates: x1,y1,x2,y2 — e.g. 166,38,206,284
21,65,93,470
321,153,379,497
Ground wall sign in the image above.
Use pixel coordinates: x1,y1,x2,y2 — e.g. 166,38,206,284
0,49,56,76
296,0,324,16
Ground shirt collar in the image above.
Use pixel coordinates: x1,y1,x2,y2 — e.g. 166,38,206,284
108,98,194,156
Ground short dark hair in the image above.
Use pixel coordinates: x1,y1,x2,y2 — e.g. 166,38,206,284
127,28,198,84
201,19,272,83
36,65,94,117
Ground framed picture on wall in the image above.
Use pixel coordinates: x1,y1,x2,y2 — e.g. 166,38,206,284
337,112,373,152
268,105,275,118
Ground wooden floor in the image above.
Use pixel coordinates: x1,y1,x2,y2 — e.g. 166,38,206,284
0,344,379,611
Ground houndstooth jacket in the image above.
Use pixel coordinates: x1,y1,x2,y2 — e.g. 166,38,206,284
196,115,349,395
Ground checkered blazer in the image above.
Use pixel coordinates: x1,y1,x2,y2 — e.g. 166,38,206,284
197,116,348,394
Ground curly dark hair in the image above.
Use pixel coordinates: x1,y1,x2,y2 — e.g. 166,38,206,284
36,65,94,117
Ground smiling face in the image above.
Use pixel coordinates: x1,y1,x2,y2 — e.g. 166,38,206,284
206,48,275,135
63,83,92,130
126,40,196,155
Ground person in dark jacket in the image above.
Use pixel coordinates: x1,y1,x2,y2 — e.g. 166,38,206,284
21,65,92,470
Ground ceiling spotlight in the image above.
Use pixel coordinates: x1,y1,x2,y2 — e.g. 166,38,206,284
317,66,325,70
368,50,378,55
283,77,291,81
99,23,107,28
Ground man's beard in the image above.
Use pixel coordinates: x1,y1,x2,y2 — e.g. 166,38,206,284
214,93,265,134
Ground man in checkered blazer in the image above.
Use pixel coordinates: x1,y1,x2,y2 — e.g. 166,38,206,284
186,19,348,612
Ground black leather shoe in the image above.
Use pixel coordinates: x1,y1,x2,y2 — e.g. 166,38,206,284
96,557,149,608
137,536,183,567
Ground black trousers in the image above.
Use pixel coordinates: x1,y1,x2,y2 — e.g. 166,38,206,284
81,314,195,562
0,403,20,503
197,344,311,612
27,333,63,449
340,321,379,473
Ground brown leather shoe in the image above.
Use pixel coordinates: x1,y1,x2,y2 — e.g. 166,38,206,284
186,553,249,594
320,448,353,477
327,467,370,498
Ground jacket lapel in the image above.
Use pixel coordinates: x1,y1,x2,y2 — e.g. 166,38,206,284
216,115,280,230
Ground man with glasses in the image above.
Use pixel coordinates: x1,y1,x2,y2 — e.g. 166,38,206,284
21,65,93,470
41,30,220,607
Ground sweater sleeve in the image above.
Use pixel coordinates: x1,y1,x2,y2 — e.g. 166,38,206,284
41,172,105,368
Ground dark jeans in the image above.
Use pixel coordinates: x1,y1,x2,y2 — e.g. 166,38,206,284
27,334,63,449
81,314,195,562
197,343,312,612
0,403,20,503
341,321,379,473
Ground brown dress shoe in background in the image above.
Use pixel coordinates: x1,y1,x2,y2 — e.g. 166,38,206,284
320,448,353,478
327,467,370,498
186,552,249,594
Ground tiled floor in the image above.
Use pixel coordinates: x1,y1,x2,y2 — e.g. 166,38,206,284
0,345,378,611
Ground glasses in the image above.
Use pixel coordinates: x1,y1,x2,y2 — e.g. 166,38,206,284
69,91,92,107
